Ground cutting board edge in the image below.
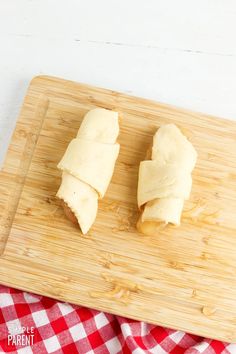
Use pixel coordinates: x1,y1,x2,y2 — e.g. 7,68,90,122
0,255,235,344
32,75,236,127
0,75,235,343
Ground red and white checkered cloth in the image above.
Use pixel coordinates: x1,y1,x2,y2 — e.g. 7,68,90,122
0,285,234,354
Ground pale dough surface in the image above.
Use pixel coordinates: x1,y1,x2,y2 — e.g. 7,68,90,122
57,108,120,233
142,198,184,225
58,138,119,198
57,172,98,234
138,161,192,207
138,124,197,227
77,109,119,144
152,124,197,170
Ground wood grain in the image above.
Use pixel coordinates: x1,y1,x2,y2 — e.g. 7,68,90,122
0,75,236,342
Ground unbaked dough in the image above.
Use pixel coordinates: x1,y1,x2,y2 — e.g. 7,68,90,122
57,108,120,234
137,124,197,231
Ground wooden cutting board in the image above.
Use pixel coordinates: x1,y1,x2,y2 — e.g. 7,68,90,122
0,75,236,342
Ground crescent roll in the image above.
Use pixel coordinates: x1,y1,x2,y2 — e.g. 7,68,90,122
57,108,120,234
137,124,197,233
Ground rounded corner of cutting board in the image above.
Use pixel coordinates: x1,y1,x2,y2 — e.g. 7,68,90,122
0,75,236,343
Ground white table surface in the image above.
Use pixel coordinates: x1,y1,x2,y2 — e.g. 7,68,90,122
0,0,236,166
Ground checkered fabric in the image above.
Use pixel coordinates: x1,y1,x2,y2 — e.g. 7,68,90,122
0,285,234,354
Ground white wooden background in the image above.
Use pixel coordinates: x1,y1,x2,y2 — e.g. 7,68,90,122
0,0,236,166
